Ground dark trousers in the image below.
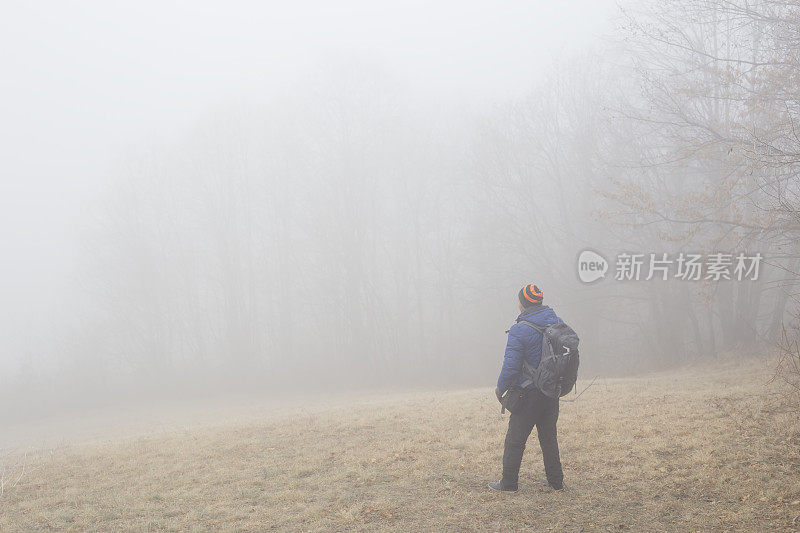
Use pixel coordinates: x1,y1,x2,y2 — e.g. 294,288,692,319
502,387,563,489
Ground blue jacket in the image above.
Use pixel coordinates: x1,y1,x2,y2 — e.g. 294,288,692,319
497,304,562,393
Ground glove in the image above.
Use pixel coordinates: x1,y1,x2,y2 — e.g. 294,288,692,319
495,387,505,403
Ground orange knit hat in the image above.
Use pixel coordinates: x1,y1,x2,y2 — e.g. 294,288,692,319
518,284,543,307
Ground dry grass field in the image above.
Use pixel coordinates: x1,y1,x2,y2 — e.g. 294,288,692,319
2,358,799,531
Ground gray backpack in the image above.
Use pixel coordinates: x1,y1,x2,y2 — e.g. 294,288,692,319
518,320,580,398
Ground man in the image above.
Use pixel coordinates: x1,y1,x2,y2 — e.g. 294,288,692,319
489,283,564,492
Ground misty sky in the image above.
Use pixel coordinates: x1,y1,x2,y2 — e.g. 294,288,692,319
0,1,618,373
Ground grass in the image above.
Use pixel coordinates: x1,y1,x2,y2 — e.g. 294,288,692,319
1,358,799,531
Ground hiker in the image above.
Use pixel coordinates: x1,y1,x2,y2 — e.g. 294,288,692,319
489,283,564,492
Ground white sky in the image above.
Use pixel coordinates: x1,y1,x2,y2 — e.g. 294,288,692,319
0,0,618,371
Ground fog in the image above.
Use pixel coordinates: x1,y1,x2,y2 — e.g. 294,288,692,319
3,0,797,428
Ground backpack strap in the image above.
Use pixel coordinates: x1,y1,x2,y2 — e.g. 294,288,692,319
520,365,535,389
517,320,547,333
516,320,556,388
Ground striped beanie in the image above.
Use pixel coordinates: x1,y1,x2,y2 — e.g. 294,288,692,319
518,284,543,307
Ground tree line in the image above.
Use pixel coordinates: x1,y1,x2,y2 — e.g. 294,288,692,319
6,0,799,407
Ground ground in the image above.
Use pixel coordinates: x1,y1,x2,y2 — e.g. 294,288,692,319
1,358,799,531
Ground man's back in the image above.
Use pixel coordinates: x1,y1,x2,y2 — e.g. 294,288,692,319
498,303,562,393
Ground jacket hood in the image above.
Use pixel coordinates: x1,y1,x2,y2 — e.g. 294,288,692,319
516,304,558,327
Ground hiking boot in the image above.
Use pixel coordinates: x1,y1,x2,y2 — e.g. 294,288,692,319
487,479,517,492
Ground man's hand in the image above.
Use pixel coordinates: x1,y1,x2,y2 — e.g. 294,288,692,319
495,387,505,403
